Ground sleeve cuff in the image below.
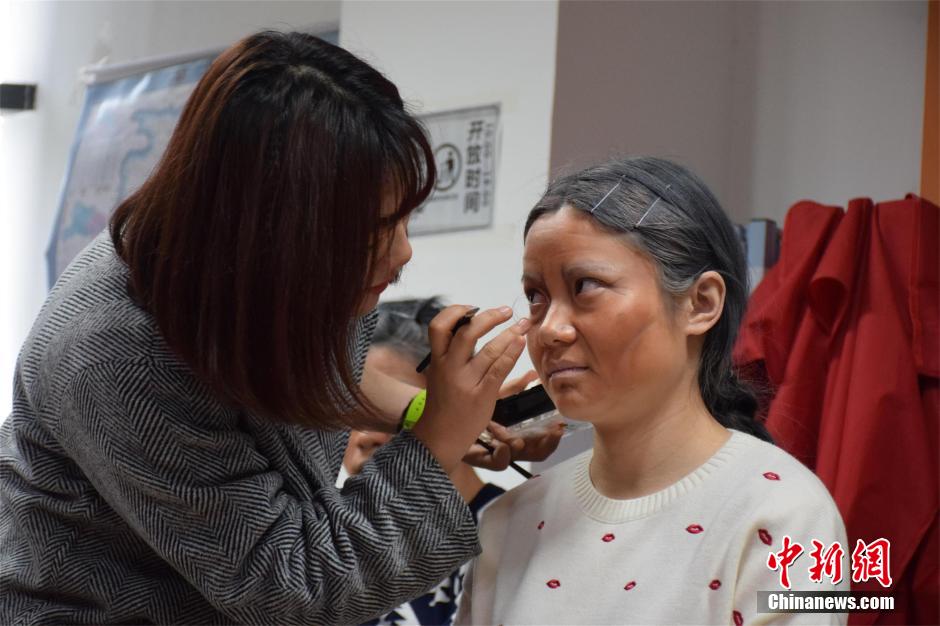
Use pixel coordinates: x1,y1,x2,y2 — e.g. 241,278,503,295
352,430,479,544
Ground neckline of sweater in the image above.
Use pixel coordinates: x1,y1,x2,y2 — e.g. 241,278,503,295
572,429,748,523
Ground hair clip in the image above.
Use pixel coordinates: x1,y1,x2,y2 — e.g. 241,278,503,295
590,175,626,215
631,184,672,230
590,177,673,229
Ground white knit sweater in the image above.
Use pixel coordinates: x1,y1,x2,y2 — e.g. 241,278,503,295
456,430,850,625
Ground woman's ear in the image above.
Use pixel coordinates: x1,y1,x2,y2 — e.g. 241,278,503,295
682,271,726,336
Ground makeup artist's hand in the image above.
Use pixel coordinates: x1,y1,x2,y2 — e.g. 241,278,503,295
411,305,531,474
463,421,565,470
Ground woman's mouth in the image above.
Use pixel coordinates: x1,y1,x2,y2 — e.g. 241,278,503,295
548,366,588,381
370,282,389,294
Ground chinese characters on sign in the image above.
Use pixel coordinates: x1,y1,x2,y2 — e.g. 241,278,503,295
767,537,892,589
409,104,499,236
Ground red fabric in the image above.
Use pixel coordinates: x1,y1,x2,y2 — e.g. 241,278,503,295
734,195,939,625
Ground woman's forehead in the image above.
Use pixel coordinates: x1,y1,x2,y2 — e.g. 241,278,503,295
524,206,625,251
525,210,605,253
524,208,642,266
526,205,595,234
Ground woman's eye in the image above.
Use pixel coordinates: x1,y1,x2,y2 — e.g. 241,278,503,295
575,278,603,294
526,290,546,305
523,290,548,320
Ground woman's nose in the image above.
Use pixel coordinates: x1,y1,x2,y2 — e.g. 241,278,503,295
390,221,413,269
537,303,576,346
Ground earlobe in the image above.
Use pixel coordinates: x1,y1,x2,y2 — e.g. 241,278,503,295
685,271,726,336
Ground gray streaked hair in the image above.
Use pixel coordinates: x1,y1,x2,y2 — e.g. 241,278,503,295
524,156,771,443
372,297,445,364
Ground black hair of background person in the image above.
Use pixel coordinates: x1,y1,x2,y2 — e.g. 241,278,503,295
110,31,435,430
525,156,771,443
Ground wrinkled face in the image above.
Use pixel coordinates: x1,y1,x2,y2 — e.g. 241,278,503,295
522,206,693,428
359,196,413,316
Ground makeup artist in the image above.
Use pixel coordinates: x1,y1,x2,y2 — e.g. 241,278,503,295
0,31,555,625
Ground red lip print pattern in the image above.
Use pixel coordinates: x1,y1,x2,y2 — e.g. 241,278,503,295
686,524,704,534
709,579,722,590
763,472,780,480
546,579,561,589
623,581,637,591
602,533,615,542
758,528,773,545
733,609,744,625
537,521,545,530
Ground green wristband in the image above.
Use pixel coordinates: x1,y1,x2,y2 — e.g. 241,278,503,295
401,389,427,431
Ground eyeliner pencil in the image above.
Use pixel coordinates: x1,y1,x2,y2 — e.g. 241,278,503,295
411,306,531,479
415,307,479,373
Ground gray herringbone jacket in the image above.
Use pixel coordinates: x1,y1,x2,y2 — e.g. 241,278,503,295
0,234,478,625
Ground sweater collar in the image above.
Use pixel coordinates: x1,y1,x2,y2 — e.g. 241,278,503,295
573,429,747,523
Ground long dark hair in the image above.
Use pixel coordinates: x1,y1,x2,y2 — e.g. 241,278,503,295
110,31,435,429
524,156,772,442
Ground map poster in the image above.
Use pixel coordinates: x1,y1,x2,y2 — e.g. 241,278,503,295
45,56,215,287
46,40,486,286
410,104,499,236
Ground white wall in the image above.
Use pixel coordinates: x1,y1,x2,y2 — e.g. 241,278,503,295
341,0,560,488
0,0,54,420
550,0,927,225
0,0,340,416
341,1,559,370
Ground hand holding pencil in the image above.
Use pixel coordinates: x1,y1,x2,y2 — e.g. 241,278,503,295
409,305,531,475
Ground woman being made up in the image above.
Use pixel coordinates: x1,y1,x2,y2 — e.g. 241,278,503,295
456,157,849,625
0,32,555,625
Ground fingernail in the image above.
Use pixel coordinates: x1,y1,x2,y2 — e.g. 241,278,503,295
499,306,512,315
515,317,531,331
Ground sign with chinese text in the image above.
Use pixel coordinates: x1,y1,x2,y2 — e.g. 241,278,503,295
410,104,499,235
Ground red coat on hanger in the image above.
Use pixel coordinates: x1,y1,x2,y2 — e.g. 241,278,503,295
734,195,938,625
